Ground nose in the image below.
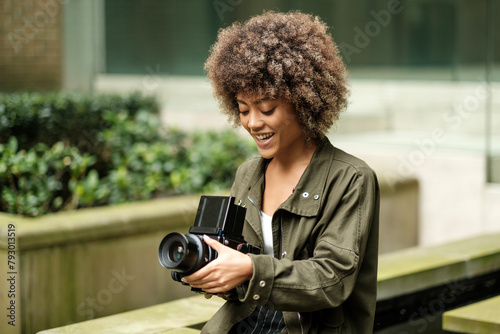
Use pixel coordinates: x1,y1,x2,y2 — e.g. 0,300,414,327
246,109,264,130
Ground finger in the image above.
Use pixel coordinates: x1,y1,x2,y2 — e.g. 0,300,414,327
191,281,219,291
202,285,229,294
203,235,222,251
182,264,214,284
187,271,221,289
204,294,212,299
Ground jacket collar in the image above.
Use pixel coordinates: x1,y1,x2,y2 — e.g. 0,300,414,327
245,137,335,218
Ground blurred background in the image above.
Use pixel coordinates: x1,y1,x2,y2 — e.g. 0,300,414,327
3,0,497,246
1,1,499,333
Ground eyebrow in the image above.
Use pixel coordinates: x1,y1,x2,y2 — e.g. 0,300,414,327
236,97,272,105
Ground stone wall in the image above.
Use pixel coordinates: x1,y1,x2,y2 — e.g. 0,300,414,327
0,195,200,334
0,0,102,92
0,0,63,91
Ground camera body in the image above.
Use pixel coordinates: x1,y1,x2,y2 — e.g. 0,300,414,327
158,196,260,292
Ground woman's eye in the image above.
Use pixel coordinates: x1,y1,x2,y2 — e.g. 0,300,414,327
239,110,249,115
262,107,276,115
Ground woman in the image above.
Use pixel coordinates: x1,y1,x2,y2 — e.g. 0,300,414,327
182,11,380,333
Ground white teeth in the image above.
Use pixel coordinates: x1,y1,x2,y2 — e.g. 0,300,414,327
255,133,274,141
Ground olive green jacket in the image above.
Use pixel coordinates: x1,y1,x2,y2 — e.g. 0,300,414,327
202,138,379,333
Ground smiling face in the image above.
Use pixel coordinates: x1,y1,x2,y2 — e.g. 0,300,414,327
236,93,307,160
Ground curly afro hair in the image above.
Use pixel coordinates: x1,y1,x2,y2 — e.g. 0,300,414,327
204,11,349,142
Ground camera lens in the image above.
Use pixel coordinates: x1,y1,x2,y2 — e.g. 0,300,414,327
169,241,185,263
158,232,215,276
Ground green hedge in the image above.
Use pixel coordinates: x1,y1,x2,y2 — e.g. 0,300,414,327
0,91,159,152
0,92,256,217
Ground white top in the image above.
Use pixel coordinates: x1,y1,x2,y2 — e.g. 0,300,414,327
260,211,274,257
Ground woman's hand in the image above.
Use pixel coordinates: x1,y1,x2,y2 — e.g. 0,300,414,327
182,235,254,294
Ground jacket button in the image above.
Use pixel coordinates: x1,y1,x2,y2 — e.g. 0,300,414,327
253,294,260,300
314,195,319,200
259,280,266,287
281,251,287,258
302,192,309,198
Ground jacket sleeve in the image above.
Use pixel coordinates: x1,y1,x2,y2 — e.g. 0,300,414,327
237,165,379,312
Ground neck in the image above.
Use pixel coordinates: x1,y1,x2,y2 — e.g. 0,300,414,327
270,139,318,172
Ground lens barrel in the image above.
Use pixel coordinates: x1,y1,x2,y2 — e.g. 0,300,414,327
158,232,213,276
